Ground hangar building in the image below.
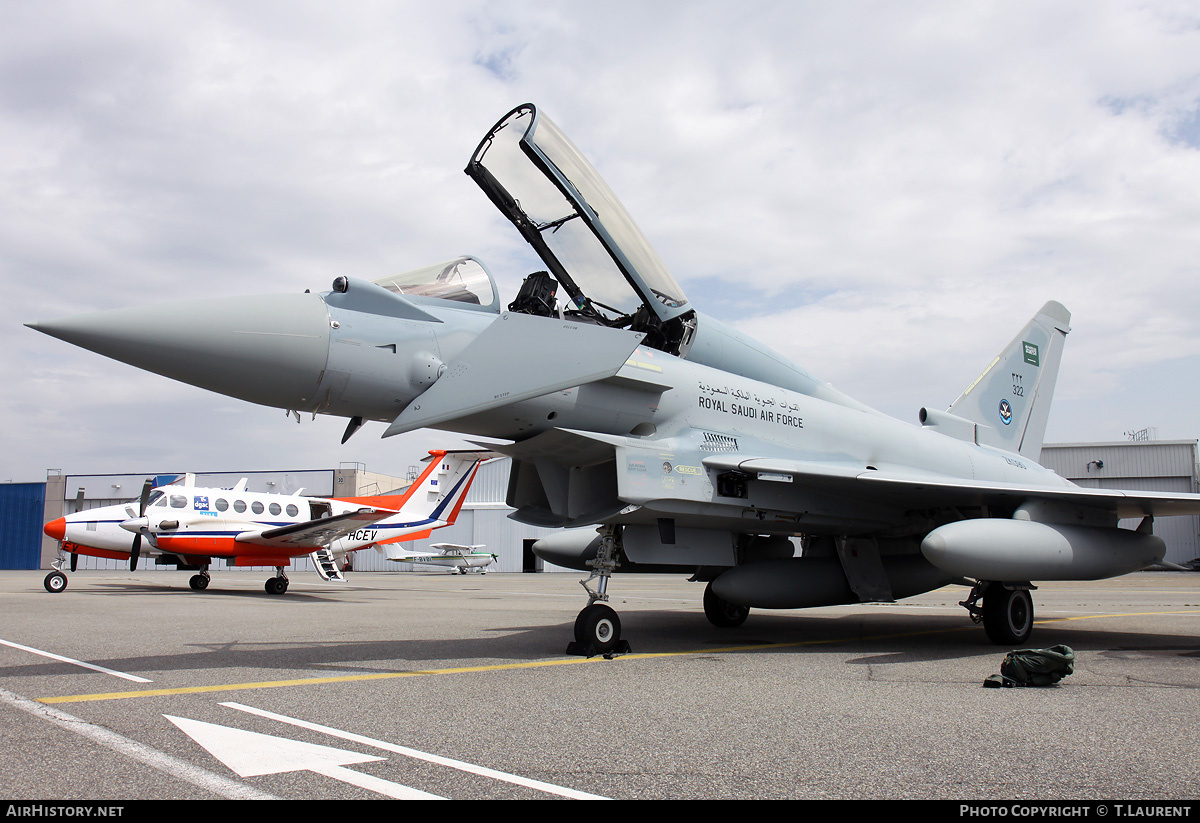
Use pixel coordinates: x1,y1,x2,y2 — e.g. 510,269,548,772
1039,440,1199,567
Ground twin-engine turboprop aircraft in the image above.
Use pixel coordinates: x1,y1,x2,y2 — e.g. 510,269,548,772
29,103,1200,654
42,450,492,594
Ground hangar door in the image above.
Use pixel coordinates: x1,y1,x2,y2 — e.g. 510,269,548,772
0,483,46,569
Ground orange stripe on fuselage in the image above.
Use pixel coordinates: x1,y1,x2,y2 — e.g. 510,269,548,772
156,536,297,565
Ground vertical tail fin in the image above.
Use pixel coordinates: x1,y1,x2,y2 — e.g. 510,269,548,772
338,450,498,523
400,450,495,525
947,301,1071,461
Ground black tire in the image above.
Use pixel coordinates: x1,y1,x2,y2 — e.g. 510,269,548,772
265,577,287,595
44,571,68,593
982,584,1034,645
574,603,621,653
704,580,749,628
189,574,209,591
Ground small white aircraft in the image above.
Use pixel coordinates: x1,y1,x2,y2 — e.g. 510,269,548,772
385,543,498,574
42,450,495,594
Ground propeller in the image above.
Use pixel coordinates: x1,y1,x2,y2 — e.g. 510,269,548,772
129,478,152,571
70,487,84,572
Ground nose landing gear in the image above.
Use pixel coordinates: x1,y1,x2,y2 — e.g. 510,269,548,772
566,527,632,657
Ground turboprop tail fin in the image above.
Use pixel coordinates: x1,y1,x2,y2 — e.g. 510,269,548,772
336,449,499,524
946,301,1071,461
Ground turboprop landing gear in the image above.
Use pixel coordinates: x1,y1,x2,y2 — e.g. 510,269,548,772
189,569,211,591
44,551,71,593
961,581,1035,645
566,526,632,657
703,580,749,628
264,568,289,595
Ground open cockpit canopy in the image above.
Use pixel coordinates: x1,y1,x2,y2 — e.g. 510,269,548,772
467,104,696,355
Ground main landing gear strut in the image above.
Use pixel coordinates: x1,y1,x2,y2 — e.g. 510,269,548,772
567,526,632,658
961,580,1036,645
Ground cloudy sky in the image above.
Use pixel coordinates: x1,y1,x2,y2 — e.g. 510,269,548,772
3,1,1200,483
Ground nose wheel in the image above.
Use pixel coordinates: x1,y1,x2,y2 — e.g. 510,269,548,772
44,570,68,593
573,603,622,653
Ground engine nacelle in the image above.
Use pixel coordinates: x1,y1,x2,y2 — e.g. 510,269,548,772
920,519,1165,581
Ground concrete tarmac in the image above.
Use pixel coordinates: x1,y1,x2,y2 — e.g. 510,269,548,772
1,569,1198,800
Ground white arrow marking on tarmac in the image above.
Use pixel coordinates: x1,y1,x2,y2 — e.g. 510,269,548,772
221,701,608,799
165,715,444,800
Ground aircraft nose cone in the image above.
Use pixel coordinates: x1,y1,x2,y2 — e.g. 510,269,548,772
120,517,147,534
27,293,333,411
44,517,66,541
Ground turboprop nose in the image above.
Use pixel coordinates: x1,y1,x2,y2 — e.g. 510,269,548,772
27,293,333,412
44,517,66,541
120,517,148,535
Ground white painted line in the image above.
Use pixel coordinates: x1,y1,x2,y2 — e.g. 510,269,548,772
165,714,442,800
0,637,152,682
313,764,444,800
0,687,277,800
222,701,608,800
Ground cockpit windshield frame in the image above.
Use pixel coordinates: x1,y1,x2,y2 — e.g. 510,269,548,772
467,104,695,354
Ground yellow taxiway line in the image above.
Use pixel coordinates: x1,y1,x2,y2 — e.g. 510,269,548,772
37,609,1200,705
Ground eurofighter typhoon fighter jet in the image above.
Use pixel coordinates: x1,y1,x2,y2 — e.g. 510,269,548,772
29,104,1200,655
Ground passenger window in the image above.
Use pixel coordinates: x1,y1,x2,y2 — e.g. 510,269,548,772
286,504,299,517
215,498,229,512
251,501,265,514
233,500,247,513
170,495,187,508
269,502,281,515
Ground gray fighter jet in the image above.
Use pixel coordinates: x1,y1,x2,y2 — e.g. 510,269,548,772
29,104,1200,655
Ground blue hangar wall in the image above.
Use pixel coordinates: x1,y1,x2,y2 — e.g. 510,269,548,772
0,482,47,570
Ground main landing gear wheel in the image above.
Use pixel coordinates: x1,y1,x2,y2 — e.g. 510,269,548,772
264,577,289,595
189,574,210,591
983,584,1034,645
570,603,625,656
44,571,67,593
703,581,749,628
